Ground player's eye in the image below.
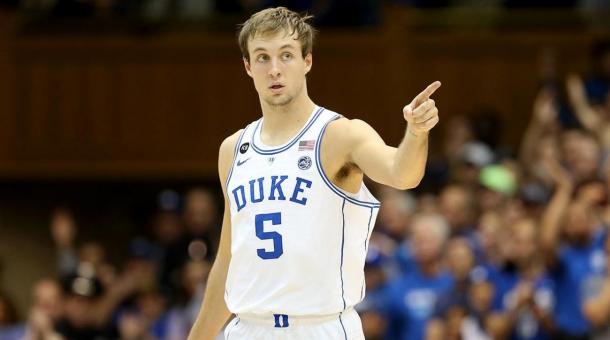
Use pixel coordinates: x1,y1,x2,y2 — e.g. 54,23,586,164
256,54,269,63
281,53,293,61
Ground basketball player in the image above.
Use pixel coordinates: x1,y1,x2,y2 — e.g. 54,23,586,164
188,7,440,340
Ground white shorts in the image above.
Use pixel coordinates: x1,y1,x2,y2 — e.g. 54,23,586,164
223,308,365,340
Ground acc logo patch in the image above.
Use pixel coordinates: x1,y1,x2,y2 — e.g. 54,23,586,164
298,156,312,170
239,143,250,154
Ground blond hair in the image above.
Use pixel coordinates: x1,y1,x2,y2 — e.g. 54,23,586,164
238,7,316,61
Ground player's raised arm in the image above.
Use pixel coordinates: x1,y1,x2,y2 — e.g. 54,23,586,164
187,131,241,340
345,81,441,190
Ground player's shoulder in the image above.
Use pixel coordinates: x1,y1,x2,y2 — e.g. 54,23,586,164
325,116,377,144
328,117,373,130
219,129,244,159
218,129,244,182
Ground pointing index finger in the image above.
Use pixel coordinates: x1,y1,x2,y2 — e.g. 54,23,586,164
411,81,441,108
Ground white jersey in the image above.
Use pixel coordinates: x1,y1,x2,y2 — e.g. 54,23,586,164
225,106,380,316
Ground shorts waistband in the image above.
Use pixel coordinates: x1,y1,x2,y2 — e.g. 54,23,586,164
236,308,353,328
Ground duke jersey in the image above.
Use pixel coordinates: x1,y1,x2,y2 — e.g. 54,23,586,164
225,106,380,316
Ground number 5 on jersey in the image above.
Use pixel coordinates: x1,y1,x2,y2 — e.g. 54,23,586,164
255,213,283,259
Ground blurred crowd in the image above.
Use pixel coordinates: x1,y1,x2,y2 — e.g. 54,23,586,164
354,41,610,340
0,36,609,340
0,187,221,340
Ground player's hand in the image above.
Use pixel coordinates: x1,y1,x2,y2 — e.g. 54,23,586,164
403,81,441,136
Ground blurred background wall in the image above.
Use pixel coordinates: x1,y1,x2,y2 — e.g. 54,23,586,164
0,7,608,179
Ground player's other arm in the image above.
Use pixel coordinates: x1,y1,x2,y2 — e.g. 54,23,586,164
187,130,241,340
345,81,441,190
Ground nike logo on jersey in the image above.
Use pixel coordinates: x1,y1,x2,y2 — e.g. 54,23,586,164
237,158,251,166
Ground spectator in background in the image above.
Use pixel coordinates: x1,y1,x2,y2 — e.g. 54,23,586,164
438,184,478,239
427,241,500,340
181,187,220,260
477,164,518,213
21,279,65,340
476,211,503,267
451,141,495,188
50,206,120,299
518,182,551,220
151,210,183,248
164,259,211,340
162,188,219,300
376,188,416,243
466,270,504,340
50,207,79,277
541,152,607,339
490,218,555,340
582,234,610,340
154,210,184,298
382,214,454,340
129,289,168,339
30,279,64,322
559,129,601,183
55,273,114,339
357,245,389,340
520,87,561,186
427,238,476,340
112,247,166,340
375,188,418,276
0,292,24,340
422,114,477,191
566,73,610,152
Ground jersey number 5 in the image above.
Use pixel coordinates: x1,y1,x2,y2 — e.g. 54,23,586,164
255,213,283,260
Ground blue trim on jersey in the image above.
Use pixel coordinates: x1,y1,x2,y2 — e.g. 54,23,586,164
314,112,381,208
225,125,249,191
340,198,347,311
225,318,239,339
360,207,375,301
250,107,324,155
339,314,347,340
360,276,365,302
224,127,247,303
364,207,374,254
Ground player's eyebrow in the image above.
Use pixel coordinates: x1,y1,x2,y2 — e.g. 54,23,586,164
252,44,296,54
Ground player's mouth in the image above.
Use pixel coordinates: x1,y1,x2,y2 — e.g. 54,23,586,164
269,83,285,94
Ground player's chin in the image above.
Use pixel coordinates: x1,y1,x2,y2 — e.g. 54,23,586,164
267,95,292,107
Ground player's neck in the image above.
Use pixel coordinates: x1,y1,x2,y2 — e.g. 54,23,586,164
259,94,316,147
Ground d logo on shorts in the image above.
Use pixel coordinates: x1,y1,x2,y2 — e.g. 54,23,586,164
273,314,289,328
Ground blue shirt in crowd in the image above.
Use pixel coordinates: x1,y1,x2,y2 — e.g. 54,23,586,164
489,265,554,340
552,228,607,335
381,266,454,340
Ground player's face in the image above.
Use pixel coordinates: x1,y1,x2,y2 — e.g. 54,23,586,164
244,31,312,107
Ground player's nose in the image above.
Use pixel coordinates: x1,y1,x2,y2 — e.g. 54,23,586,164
268,58,281,78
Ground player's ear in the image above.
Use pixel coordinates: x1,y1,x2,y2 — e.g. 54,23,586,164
304,53,313,75
243,57,253,78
